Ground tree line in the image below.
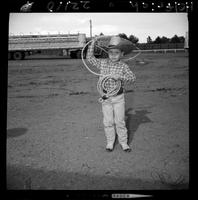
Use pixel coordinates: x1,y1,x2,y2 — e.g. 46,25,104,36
146,35,185,44
100,32,185,44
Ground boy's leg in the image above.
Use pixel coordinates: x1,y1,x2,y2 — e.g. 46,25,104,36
102,101,116,150
113,94,131,151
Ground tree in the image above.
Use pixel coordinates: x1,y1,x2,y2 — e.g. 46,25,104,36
153,36,162,44
160,36,170,43
170,35,181,43
178,36,185,43
118,33,128,40
128,34,139,43
147,36,152,43
99,32,104,36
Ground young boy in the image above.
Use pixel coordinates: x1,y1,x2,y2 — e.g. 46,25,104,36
86,36,136,152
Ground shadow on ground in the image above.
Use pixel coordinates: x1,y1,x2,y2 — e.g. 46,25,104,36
125,109,152,145
7,164,188,190
7,128,28,138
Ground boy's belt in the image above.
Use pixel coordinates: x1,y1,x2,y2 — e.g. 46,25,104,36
116,87,123,96
101,87,123,101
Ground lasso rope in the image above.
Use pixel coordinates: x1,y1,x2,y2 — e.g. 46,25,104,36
81,36,141,102
97,75,122,103
81,37,104,76
123,45,141,62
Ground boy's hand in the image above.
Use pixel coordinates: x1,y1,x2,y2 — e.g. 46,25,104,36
90,38,98,47
93,37,99,44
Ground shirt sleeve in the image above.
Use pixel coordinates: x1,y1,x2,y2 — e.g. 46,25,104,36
121,63,136,84
86,40,102,69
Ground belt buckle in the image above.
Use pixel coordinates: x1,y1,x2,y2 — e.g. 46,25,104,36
98,95,108,103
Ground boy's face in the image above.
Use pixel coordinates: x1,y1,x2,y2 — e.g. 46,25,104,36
108,48,124,62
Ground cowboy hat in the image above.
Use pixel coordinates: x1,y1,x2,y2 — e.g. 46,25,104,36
107,36,134,55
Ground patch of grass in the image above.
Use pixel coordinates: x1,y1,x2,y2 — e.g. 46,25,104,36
69,91,89,96
147,87,185,92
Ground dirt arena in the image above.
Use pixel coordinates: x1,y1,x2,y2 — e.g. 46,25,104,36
7,52,189,190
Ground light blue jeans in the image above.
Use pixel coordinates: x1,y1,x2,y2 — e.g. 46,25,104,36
101,93,128,145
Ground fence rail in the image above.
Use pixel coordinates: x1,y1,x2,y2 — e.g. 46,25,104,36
136,43,184,50
133,48,186,53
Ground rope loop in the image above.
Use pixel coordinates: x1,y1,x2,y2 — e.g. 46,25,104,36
81,35,141,76
81,35,141,103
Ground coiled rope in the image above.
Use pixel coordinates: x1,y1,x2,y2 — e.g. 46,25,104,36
81,36,141,102
97,75,122,103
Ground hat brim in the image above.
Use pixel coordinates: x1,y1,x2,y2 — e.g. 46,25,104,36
107,40,134,55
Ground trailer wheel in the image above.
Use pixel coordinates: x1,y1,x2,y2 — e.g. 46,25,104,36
83,51,86,59
70,52,77,59
76,51,82,59
13,51,25,60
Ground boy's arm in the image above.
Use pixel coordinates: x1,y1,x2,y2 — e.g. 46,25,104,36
120,64,136,84
86,39,102,69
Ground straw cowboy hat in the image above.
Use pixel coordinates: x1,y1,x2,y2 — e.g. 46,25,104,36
108,36,134,55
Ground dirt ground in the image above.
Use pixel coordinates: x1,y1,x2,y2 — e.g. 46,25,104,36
7,52,189,190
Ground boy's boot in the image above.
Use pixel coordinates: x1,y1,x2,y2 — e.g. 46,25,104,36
106,142,114,152
120,143,131,152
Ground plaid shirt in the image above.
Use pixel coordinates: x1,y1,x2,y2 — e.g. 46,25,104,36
86,41,136,92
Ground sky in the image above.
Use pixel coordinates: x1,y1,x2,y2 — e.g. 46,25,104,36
9,13,188,43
